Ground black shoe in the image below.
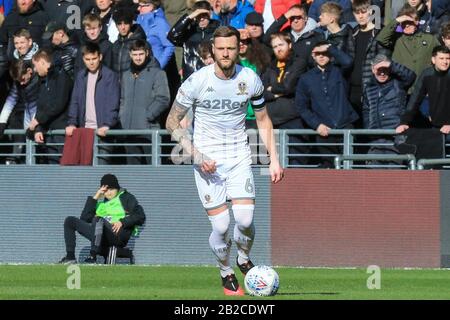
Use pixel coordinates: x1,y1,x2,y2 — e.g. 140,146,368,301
58,256,77,264
84,255,97,264
221,274,244,296
236,257,254,275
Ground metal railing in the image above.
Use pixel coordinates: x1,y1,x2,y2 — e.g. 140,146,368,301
0,128,448,169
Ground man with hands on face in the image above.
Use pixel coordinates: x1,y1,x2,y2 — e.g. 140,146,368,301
168,0,219,81
59,174,146,264
296,41,358,168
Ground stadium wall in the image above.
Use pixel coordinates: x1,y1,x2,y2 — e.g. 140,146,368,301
0,167,448,268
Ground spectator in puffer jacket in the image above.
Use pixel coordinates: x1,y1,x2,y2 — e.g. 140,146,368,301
111,9,147,80
119,39,170,164
42,21,79,79
363,54,416,130
167,0,219,81
362,55,416,164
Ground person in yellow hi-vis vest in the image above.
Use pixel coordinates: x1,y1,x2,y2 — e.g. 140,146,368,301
59,174,146,264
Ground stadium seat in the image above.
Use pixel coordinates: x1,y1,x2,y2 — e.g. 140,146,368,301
103,246,135,265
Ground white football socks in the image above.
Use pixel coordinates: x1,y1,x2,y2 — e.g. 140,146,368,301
232,204,255,265
208,209,233,277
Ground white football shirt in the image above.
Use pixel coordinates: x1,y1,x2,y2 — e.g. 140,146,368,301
175,64,265,162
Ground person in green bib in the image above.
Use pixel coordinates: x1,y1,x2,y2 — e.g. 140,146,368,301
59,174,146,264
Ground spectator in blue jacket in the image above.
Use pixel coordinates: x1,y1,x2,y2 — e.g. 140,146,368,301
296,41,358,167
212,0,255,29
0,0,14,16
137,0,180,120
363,55,416,130
66,42,120,164
137,0,174,69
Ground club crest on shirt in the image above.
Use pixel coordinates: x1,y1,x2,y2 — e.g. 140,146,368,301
204,194,212,204
237,81,248,95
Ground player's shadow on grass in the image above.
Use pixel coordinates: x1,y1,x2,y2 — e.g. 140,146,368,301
277,292,339,296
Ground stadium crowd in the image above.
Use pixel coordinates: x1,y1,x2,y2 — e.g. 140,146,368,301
0,0,449,166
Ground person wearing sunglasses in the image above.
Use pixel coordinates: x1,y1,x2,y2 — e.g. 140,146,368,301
264,4,321,73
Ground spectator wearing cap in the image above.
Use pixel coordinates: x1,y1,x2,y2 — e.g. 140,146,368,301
245,10,273,57
295,41,358,168
58,173,146,264
0,0,49,78
376,4,441,93
211,0,255,29
265,4,320,73
363,54,416,130
253,0,300,33
42,21,79,79
111,9,147,80
361,54,416,162
245,11,264,40
167,0,219,81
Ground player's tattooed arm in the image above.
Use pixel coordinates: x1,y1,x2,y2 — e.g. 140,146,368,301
166,102,205,164
166,102,189,140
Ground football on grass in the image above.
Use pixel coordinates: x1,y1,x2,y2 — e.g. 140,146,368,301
244,265,279,296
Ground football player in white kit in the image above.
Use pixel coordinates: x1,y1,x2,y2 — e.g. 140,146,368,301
166,26,284,296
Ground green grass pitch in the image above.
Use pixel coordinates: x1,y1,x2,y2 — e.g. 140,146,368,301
1,265,450,299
